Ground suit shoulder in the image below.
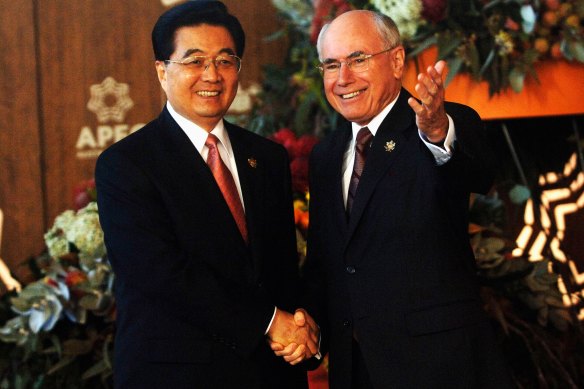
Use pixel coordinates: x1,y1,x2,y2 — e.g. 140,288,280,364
445,101,481,121
97,118,159,165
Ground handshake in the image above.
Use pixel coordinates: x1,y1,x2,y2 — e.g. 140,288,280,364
266,308,320,365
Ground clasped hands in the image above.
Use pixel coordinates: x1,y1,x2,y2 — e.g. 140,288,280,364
267,308,319,365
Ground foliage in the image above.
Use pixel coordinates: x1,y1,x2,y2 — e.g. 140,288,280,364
469,192,584,388
409,0,584,95
0,182,114,388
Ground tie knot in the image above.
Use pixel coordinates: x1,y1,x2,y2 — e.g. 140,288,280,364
356,127,373,147
205,133,219,148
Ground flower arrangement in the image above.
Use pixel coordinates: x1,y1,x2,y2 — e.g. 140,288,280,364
269,128,319,266
409,0,584,94
0,183,114,387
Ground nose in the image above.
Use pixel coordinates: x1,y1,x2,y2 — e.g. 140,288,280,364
336,62,353,85
201,61,220,81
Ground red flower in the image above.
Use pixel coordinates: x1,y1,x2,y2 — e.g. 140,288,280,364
290,157,310,193
294,135,320,159
271,128,319,194
310,0,352,44
65,270,88,288
421,0,447,23
270,128,296,145
72,179,97,210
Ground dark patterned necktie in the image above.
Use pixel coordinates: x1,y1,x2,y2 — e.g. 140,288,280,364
205,133,248,243
347,127,373,216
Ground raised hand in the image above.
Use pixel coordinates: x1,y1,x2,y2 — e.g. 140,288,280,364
407,60,449,143
267,308,320,365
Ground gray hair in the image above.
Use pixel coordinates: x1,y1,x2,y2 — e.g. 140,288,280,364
316,11,402,60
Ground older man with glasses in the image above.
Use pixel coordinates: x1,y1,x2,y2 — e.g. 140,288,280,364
274,9,514,389
95,1,319,388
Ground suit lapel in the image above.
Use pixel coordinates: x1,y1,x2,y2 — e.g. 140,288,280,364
226,123,263,275
345,90,416,244
328,122,352,239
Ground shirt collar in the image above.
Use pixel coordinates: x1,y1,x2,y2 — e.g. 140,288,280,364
350,91,400,139
166,101,233,158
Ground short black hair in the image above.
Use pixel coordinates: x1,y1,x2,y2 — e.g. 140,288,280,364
152,0,245,60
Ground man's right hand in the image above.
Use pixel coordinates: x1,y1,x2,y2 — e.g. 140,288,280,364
267,308,319,365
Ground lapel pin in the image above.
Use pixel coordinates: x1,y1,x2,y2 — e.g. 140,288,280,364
384,140,396,152
247,158,257,168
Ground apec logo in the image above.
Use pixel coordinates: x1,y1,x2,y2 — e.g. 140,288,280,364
76,77,144,159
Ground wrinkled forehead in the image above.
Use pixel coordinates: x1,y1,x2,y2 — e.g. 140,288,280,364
320,15,383,60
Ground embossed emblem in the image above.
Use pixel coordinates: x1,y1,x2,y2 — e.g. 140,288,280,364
87,77,134,123
384,140,396,152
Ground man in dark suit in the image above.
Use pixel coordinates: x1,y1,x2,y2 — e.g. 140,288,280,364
297,10,513,389
95,2,318,388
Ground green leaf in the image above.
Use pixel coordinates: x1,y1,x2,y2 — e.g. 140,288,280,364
81,359,110,380
62,338,94,356
479,48,496,77
47,355,75,375
407,36,438,58
568,41,584,62
263,29,287,43
437,36,463,59
509,68,525,93
445,57,464,87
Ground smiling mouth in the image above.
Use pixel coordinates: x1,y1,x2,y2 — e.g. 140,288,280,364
340,89,365,99
197,91,220,97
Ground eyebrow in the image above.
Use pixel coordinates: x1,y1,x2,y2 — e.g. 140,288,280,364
322,50,365,64
180,47,236,59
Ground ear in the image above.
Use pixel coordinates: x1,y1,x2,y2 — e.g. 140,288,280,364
155,61,168,93
392,46,405,79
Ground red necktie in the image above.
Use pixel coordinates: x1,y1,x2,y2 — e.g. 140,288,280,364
347,127,373,215
205,133,248,243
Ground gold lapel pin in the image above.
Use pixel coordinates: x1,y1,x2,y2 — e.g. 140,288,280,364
247,158,257,168
384,140,396,152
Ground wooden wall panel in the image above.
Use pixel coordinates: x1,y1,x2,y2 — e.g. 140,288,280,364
0,0,45,280
222,0,288,88
37,0,165,226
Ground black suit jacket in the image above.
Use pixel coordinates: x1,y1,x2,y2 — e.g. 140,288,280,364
95,107,307,389
304,89,512,388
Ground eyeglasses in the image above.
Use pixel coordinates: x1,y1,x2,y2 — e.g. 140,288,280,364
164,54,242,74
317,47,395,78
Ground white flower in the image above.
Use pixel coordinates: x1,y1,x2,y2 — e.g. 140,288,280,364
66,204,105,261
372,0,424,40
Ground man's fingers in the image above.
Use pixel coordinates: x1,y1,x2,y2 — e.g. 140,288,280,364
408,97,425,114
269,341,285,352
433,60,446,78
274,342,298,357
293,310,306,326
283,344,306,362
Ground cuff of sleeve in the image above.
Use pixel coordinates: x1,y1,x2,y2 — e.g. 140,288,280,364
419,114,456,166
264,306,277,335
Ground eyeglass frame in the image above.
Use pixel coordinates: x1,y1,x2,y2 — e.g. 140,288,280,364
163,54,242,74
316,47,396,77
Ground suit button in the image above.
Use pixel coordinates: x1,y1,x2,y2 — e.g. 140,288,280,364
343,320,351,327
346,265,356,274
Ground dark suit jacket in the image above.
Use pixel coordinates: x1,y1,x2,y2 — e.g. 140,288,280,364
304,89,512,388
95,107,307,389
